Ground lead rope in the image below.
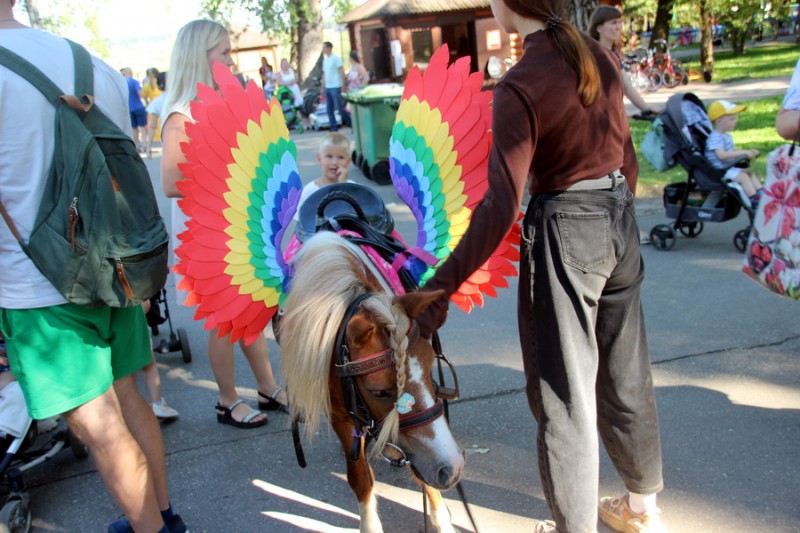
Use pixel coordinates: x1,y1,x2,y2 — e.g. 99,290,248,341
419,332,479,533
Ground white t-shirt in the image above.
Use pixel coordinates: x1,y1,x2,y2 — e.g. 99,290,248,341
782,58,800,111
322,54,344,89
0,28,130,309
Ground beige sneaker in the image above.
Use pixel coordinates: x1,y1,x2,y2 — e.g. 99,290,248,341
151,398,180,421
599,495,667,533
534,520,557,533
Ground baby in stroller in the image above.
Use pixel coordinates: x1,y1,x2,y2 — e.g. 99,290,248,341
705,99,763,208
650,92,758,251
275,85,304,132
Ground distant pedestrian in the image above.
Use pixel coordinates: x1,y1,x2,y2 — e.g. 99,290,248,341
346,49,369,92
321,41,351,131
120,66,147,152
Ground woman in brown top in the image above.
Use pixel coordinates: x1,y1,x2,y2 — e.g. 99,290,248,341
415,0,667,531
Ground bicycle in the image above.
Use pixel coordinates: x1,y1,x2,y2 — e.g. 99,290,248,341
623,48,662,93
651,39,689,89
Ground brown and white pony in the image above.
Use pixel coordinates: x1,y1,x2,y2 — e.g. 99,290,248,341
280,231,464,533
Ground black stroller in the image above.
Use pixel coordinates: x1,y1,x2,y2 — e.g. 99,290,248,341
146,289,192,363
649,92,755,251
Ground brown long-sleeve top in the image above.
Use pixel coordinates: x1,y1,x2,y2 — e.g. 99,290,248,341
421,29,638,305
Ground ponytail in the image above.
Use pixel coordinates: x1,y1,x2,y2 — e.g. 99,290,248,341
503,0,601,107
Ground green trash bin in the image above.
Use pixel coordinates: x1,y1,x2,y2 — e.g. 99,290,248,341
344,83,404,185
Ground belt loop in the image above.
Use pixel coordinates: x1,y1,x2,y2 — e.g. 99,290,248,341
608,172,617,190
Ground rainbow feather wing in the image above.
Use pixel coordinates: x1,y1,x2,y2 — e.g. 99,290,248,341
175,63,302,344
390,44,520,313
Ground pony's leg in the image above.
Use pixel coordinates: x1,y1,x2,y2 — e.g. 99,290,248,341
333,419,383,533
423,484,456,533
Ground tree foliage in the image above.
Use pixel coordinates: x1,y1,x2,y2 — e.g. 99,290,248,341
18,0,108,57
201,0,352,83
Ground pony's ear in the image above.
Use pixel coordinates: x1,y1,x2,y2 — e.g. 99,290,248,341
395,290,447,318
347,315,378,348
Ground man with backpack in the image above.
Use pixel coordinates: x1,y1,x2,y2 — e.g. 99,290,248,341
0,3,184,532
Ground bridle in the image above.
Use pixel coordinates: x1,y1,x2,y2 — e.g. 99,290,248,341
334,292,451,467
291,292,459,469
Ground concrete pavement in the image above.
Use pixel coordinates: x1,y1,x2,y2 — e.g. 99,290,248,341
15,81,800,532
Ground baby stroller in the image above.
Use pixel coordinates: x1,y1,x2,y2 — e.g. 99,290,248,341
146,289,192,363
649,92,755,251
275,85,303,132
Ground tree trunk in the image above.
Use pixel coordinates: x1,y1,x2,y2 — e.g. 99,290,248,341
296,0,323,84
729,30,747,55
564,0,598,31
649,0,674,49
699,0,714,82
20,0,43,28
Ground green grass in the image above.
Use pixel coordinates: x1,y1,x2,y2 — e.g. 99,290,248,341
679,42,798,81
632,95,786,197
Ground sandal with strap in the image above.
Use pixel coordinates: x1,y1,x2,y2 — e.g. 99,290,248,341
215,399,268,429
258,387,289,413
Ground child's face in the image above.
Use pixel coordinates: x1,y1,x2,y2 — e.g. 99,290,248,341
318,145,351,182
714,113,738,132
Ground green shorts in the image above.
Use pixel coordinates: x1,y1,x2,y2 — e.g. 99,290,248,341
0,304,151,420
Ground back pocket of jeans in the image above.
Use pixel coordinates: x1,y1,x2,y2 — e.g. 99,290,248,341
555,211,610,272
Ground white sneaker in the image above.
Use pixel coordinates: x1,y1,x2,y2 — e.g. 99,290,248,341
151,398,179,420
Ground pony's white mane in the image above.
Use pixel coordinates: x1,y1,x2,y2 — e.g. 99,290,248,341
281,231,409,452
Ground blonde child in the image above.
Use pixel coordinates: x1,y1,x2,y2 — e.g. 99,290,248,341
705,99,762,206
295,132,353,217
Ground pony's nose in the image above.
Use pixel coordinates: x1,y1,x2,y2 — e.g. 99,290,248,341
436,456,464,488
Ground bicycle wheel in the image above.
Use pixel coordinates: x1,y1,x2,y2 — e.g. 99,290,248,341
646,69,662,92
663,69,679,89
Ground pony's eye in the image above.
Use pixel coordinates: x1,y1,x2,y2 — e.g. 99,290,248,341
368,389,393,400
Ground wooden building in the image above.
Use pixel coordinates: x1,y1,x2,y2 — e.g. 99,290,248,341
340,0,522,84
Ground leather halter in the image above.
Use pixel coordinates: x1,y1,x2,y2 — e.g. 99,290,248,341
333,293,445,463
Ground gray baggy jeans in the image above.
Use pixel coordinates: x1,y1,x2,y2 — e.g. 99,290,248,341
518,180,663,532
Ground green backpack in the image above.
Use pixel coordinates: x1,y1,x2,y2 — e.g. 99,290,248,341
0,40,169,307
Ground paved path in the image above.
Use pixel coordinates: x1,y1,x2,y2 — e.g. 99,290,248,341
626,75,790,115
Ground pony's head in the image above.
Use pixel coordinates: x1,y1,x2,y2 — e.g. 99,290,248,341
280,231,463,489
348,291,464,490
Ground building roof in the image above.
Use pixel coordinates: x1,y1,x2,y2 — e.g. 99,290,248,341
340,0,490,23
229,26,278,51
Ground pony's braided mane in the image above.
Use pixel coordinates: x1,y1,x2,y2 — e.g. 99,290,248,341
361,297,410,458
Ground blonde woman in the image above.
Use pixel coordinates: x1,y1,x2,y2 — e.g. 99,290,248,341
161,19,288,429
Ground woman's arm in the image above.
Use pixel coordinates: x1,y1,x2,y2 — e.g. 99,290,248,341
776,108,800,141
160,112,190,198
621,73,651,113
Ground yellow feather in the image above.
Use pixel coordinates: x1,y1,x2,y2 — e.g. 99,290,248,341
224,251,253,266
226,239,252,254
223,206,251,230
236,277,264,295
246,118,266,151
224,262,254,276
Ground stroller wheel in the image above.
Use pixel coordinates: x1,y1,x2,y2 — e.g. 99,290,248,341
0,498,31,533
67,428,89,459
650,224,676,251
177,327,192,363
678,221,704,238
370,161,392,186
733,229,749,253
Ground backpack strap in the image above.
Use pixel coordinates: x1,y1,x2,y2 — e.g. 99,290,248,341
0,40,95,112
66,39,94,99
